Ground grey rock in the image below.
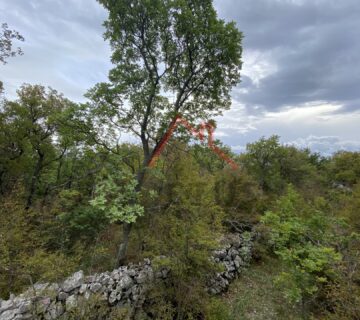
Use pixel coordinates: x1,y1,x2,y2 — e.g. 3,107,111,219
136,270,150,284
15,312,33,319
118,275,133,290
234,255,243,269
208,288,218,295
89,282,102,293
127,269,136,277
213,249,227,259
62,271,84,292
55,303,64,317
46,302,58,320
228,248,239,258
224,271,235,280
108,291,119,304
99,274,111,285
34,283,49,293
79,284,88,294
0,309,17,320
17,299,32,314
47,302,64,319
22,283,47,297
84,291,91,300
85,275,96,283
57,292,68,301
36,297,51,314
65,295,77,310
111,270,120,281
0,299,14,313
221,278,229,288
224,261,235,272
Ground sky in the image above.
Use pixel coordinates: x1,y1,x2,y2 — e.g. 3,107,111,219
1,0,359,155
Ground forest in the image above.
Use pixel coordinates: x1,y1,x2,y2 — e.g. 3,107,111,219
1,0,359,319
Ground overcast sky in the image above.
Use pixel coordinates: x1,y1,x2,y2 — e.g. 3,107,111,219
1,0,359,155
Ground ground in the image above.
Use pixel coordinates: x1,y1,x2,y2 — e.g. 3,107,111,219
224,258,303,320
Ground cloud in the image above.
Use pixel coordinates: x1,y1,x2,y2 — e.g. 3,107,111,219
0,0,359,154
227,135,360,156
288,135,360,156
217,101,360,155
215,0,360,115
0,0,111,101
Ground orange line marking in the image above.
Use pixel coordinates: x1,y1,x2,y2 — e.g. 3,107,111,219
148,115,238,170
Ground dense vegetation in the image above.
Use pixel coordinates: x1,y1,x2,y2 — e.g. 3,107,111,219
1,87,359,318
1,0,359,319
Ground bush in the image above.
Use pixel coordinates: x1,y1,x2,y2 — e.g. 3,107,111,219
261,185,342,314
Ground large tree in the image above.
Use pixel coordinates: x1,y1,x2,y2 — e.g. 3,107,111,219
88,0,243,265
0,85,74,207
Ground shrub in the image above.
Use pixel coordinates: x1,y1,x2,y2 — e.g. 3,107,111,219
261,185,342,313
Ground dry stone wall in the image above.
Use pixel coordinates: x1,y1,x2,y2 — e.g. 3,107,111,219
0,231,255,320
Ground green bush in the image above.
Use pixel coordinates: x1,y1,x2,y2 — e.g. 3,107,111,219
261,185,342,312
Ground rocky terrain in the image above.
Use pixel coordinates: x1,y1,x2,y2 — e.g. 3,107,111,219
0,231,255,320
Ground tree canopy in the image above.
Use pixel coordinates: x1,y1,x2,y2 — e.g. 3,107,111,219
88,0,242,165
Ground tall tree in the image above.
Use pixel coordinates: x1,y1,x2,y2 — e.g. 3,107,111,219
243,135,283,192
0,85,73,207
87,0,243,265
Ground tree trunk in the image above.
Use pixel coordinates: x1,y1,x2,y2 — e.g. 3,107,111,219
26,152,44,209
0,169,5,195
115,153,149,267
115,222,132,267
55,158,63,185
116,143,150,267
66,156,77,189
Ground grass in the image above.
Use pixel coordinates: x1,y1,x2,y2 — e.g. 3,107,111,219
223,257,304,320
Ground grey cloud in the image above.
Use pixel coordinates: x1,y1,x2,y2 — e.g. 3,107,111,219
0,0,111,101
215,0,360,114
228,135,360,156
288,135,360,156
0,0,359,154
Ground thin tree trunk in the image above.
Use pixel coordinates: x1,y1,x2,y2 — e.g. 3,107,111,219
66,154,78,189
55,158,63,185
26,152,44,209
115,115,179,265
116,222,133,267
115,149,149,267
0,169,5,195
115,172,146,266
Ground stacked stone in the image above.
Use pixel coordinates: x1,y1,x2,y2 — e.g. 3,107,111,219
0,232,254,319
208,232,255,294
0,259,160,320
